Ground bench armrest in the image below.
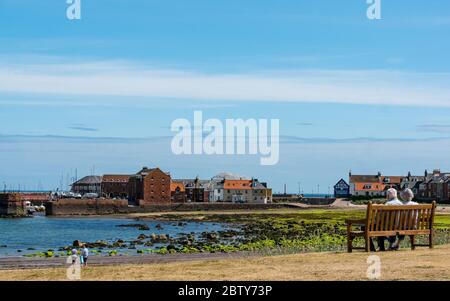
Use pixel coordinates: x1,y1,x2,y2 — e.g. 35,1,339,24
345,218,366,226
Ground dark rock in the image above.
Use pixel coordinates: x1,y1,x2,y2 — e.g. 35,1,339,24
139,225,150,231
73,240,83,247
181,239,192,246
206,232,218,240
84,240,109,248
117,223,150,231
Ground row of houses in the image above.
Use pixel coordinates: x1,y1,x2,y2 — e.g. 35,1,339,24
70,168,273,205
334,169,450,202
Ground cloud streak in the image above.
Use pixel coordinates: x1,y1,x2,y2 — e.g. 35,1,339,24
68,126,99,132
1,58,450,107
417,124,450,134
2,133,450,145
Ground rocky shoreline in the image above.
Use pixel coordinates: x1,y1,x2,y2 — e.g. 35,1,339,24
3,209,450,260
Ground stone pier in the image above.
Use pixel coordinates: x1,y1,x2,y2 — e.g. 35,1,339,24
0,193,27,217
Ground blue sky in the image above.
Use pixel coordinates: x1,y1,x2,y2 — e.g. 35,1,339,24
1,0,450,192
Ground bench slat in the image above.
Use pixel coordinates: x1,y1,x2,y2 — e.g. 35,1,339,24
368,229,432,236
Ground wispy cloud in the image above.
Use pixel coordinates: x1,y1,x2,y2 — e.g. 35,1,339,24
280,135,450,144
2,133,450,145
68,124,99,132
1,57,450,107
0,134,171,144
417,124,450,134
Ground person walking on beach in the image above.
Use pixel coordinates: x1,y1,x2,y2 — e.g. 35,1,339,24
71,248,78,265
81,245,89,267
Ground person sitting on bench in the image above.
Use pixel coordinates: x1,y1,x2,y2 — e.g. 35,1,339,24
388,188,419,250
377,188,403,251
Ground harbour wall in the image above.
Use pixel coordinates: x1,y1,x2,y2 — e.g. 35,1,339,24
45,199,129,216
45,199,291,216
273,196,336,205
0,193,27,217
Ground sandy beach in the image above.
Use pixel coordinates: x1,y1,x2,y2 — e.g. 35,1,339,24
1,244,449,281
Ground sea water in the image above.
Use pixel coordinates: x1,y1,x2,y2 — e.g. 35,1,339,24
0,216,232,257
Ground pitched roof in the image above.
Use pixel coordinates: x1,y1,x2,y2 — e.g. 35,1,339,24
223,179,253,190
170,182,186,192
211,172,248,181
252,182,267,189
136,167,157,175
350,175,380,183
350,175,402,184
135,167,170,178
381,176,402,184
334,178,349,188
102,175,131,182
172,179,211,188
72,176,102,185
429,174,450,184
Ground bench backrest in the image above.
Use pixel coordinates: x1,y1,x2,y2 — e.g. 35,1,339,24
365,201,436,232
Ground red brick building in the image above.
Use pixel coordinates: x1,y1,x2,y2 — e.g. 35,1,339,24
100,167,171,205
101,175,131,199
128,167,171,205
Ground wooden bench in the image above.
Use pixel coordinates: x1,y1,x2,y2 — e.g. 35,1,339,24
345,201,436,252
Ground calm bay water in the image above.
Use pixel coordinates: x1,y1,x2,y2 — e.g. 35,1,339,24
0,216,231,257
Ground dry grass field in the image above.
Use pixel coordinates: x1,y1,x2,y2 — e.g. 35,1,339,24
1,244,449,281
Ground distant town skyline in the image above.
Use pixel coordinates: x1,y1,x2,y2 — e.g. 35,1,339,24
1,1,450,192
